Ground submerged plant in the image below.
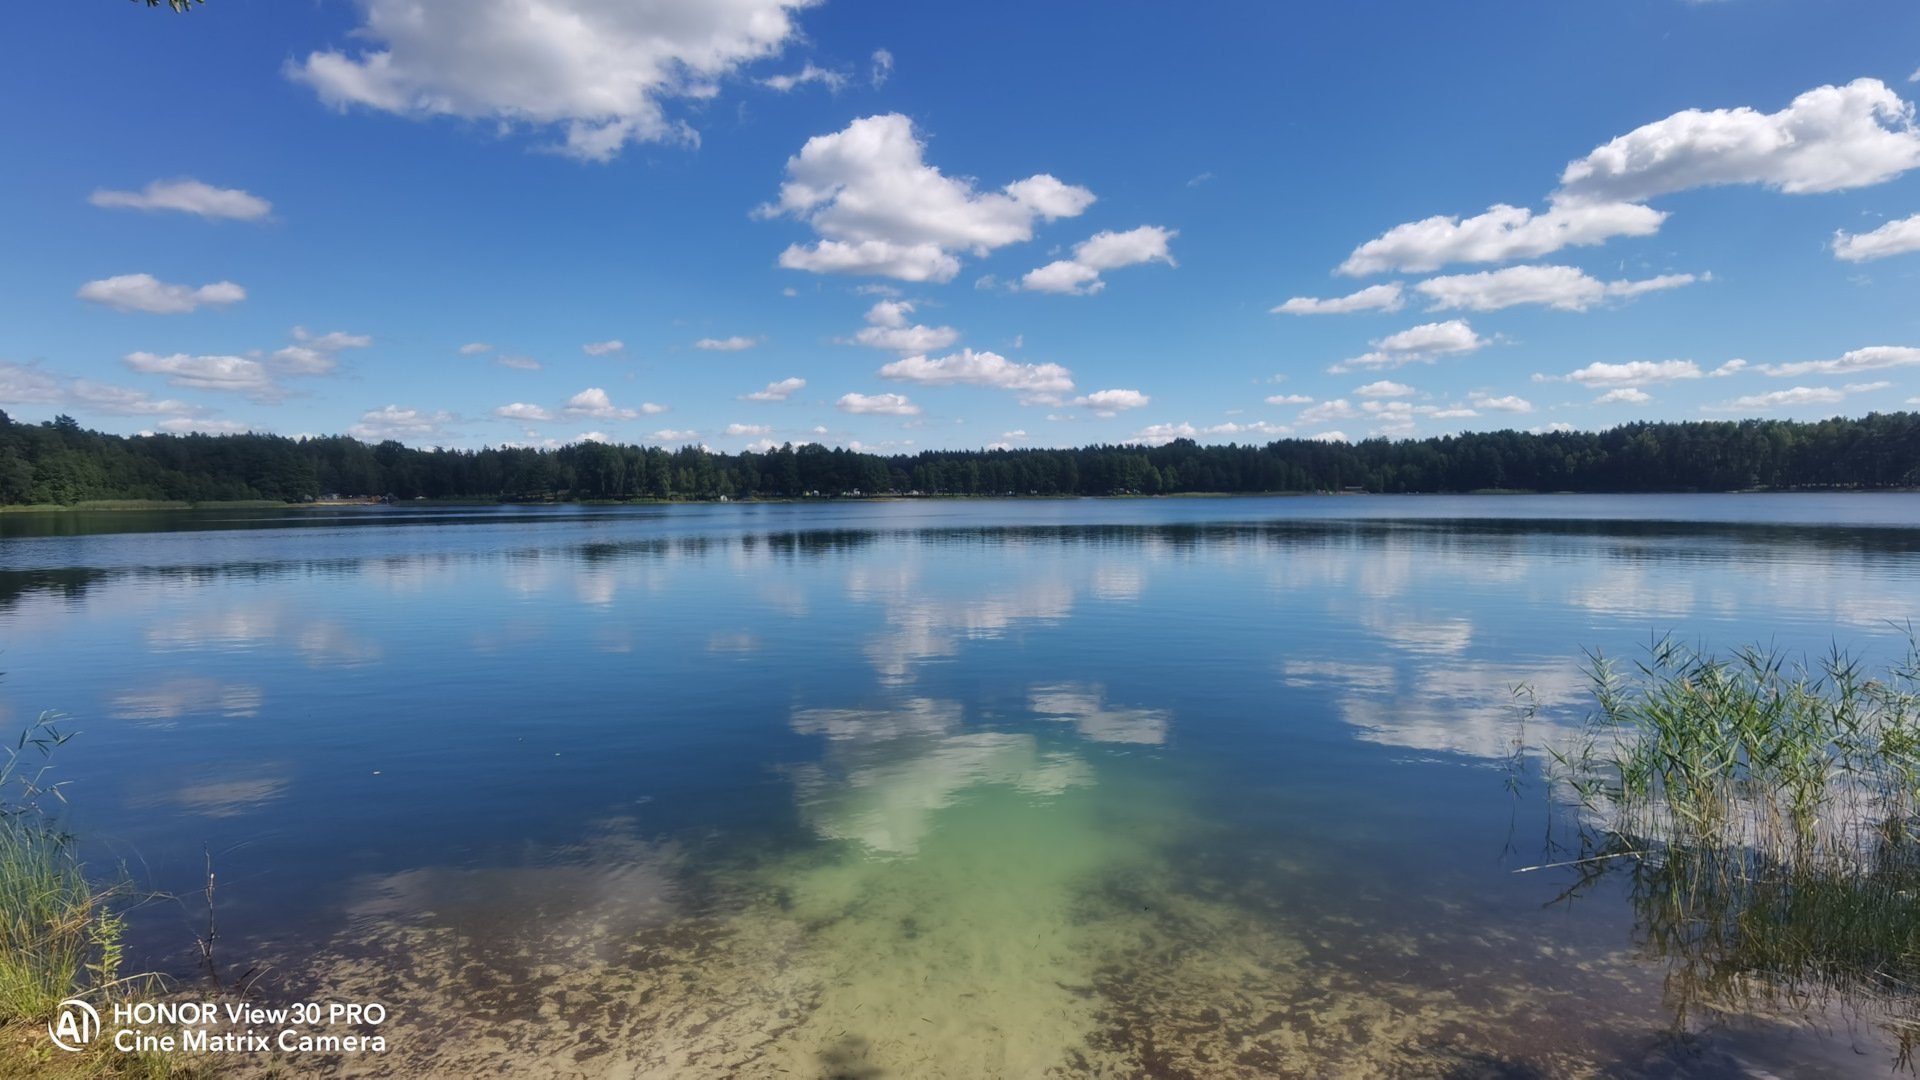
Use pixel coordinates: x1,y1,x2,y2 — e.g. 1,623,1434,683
1539,636,1920,1063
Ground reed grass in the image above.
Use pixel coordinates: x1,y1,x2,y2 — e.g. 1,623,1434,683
0,715,199,1078
1542,636,1920,1061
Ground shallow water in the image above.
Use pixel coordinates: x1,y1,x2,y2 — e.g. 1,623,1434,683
2,494,1917,1076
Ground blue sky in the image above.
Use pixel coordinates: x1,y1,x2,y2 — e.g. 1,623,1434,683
2,0,1918,452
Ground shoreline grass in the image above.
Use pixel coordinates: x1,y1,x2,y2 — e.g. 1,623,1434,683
0,715,203,1079
1540,637,1920,1060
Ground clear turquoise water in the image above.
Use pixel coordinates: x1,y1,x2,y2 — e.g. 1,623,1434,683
2,494,1917,1076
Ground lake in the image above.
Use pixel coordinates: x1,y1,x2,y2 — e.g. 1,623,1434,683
3,494,1917,1077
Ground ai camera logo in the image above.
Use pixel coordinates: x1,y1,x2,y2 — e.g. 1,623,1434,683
48,998,100,1052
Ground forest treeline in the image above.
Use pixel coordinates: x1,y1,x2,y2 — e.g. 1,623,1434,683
2,410,1917,505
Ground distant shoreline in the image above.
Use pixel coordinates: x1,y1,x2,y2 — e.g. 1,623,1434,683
4,488,1918,513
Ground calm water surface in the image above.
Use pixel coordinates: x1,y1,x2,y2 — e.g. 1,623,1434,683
3,494,1918,1077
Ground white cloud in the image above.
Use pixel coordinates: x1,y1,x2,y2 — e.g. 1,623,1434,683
870,49,893,89
694,335,761,351
1595,387,1652,404
350,405,453,442
1834,213,1920,261
878,349,1074,397
494,403,555,422
1265,393,1313,405
1299,399,1360,424
78,273,245,315
837,391,920,415
761,63,845,93
124,352,274,398
649,428,702,442
288,0,812,162
1307,431,1349,443
564,387,643,419
763,114,1094,282
1124,422,1197,446
1020,225,1176,295
743,377,806,401
268,326,371,377
1759,345,1920,378
1069,389,1150,416
1469,393,1533,413
850,301,960,352
496,354,542,370
88,179,271,221
66,381,188,416
459,342,493,356
1414,264,1700,312
1339,202,1666,276
1555,359,1704,387
1711,358,1747,377
156,418,254,435
1558,78,1920,205
725,423,773,436
1332,319,1486,371
1272,283,1404,315
1716,386,1848,410
582,339,625,356
1354,380,1415,398
0,362,64,405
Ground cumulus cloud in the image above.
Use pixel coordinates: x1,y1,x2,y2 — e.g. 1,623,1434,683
1711,358,1748,377
1551,359,1704,387
494,402,555,422
870,49,893,89
1354,380,1415,398
649,428,702,442
725,423,773,436
1020,225,1177,295
742,377,806,401
1759,345,1920,378
156,418,255,436
495,354,542,370
694,335,761,351
288,0,813,161
124,352,274,398
350,405,454,442
0,363,211,420
1339,202,1666,276
1469,392,1533,413
1308,431,1350,443
1834,213,1920,262
1595,387,1652,404
850,300,960,352
1715,386,1848,410
1558,78,1920,205
1414,265,1701,312
78,273,245,315
1332,319,1486,371
761,63,845,93
1299,399,1361,424
837,391,920,415
1272,283,1404,315
564,387,655,419
1265,393,1313,405
1069,389,1150,416
763,114,1095,282
89,179,272,221
268,326,371,377
878,349,1074,398
582,339,625,356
